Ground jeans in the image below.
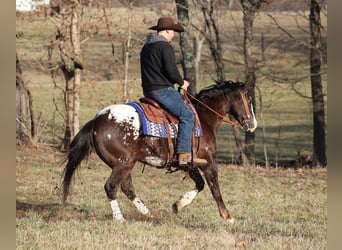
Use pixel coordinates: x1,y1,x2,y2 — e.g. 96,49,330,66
144,87,194,154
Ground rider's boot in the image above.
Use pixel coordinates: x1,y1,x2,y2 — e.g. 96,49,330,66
178,153,208,166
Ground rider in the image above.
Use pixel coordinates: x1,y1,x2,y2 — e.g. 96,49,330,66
140,17,207,166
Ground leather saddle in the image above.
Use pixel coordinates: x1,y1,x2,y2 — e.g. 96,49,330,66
139,97,179,125
137,97,200,166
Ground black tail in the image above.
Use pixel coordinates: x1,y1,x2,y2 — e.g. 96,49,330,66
61,119,95,204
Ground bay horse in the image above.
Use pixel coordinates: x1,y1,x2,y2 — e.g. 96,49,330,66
61,80,257,224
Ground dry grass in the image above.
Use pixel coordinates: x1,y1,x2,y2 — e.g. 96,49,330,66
16,147,327,249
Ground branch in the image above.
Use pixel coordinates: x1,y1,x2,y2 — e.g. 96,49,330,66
267,13,310,49
260,71,327,99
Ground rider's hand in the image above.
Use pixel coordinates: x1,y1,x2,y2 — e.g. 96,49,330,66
181,80,190,91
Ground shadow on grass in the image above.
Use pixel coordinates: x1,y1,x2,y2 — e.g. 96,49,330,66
16,200,165,225
16,200,95,222
16,200,61,221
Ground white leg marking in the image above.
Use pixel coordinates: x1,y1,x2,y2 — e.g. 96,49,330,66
133,197,150,215
179,190,198,209
110,200,125,222
227,218,237,225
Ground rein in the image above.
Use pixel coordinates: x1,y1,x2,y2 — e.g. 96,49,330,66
185,91,242,127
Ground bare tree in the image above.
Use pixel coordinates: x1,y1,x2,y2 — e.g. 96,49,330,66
240,0,273,166
48,0,85,149
176,0,197,94
310,0,326,166
123,2,133,102
188,0,252,165
266,0,327,166
194,0,225,82
16,53,34,146
70,0,82,143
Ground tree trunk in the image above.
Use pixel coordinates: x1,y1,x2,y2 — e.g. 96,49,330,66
60,0,83,149
123,5,132,102
241,0,257,166
16,53,34,146
310,0,326,166
71,2,82,136
61,66,74,150
176,0,197,94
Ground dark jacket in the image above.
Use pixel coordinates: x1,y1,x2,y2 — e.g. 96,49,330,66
140,34,184,92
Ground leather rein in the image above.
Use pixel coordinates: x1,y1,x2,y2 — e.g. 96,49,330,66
185,90,251,128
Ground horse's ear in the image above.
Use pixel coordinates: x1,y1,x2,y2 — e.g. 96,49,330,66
216,80,234,86
235,80,245,88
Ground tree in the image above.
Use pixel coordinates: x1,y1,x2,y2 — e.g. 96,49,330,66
266,0,327,166
48,0,85,149
16,53,34,146
309,0,326,166
195,0,225,82
240,0,273,165
189,0,251,165
123,2,133,102
176,0,197,94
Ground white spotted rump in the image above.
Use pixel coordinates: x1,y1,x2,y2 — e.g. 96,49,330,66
96,104,140,139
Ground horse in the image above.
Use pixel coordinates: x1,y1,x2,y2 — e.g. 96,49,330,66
61,80,257,224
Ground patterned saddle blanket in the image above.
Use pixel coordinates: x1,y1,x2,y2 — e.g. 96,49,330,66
127,97,202,138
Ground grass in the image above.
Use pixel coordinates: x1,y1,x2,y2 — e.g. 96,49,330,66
16,147,327,249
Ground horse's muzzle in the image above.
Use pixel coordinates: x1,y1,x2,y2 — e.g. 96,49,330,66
241,120,257,132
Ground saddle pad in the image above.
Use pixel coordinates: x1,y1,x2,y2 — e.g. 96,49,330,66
126,102,202,138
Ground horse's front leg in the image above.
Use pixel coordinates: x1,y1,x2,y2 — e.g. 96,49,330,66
172,168,205,213
202,163,236,225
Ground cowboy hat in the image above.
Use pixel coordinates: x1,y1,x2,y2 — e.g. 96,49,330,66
149,17,184,32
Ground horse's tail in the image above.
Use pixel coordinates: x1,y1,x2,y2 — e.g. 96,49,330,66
61,118,95,204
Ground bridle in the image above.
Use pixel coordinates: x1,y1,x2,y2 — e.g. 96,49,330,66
238,90,253,131
185,89,252,130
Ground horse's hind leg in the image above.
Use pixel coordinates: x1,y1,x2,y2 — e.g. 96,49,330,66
120,173,151,216
104,161,136,222
172,168,205,213
105,170,125,222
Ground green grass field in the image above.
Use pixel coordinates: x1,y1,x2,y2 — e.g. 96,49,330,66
17,6,327,249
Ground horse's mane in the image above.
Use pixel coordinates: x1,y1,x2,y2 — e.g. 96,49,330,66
195,80,245,100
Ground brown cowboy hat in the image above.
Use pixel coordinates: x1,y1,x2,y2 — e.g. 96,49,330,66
149,17,184,32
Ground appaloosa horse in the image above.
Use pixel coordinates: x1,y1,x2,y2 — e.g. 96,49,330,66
61,80,257,224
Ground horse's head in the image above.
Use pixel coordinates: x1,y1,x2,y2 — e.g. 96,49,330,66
215,80,257,132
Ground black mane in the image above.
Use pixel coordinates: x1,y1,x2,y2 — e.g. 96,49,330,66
195,80,245,100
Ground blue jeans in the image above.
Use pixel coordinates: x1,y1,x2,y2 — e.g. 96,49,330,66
144,87,194,154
